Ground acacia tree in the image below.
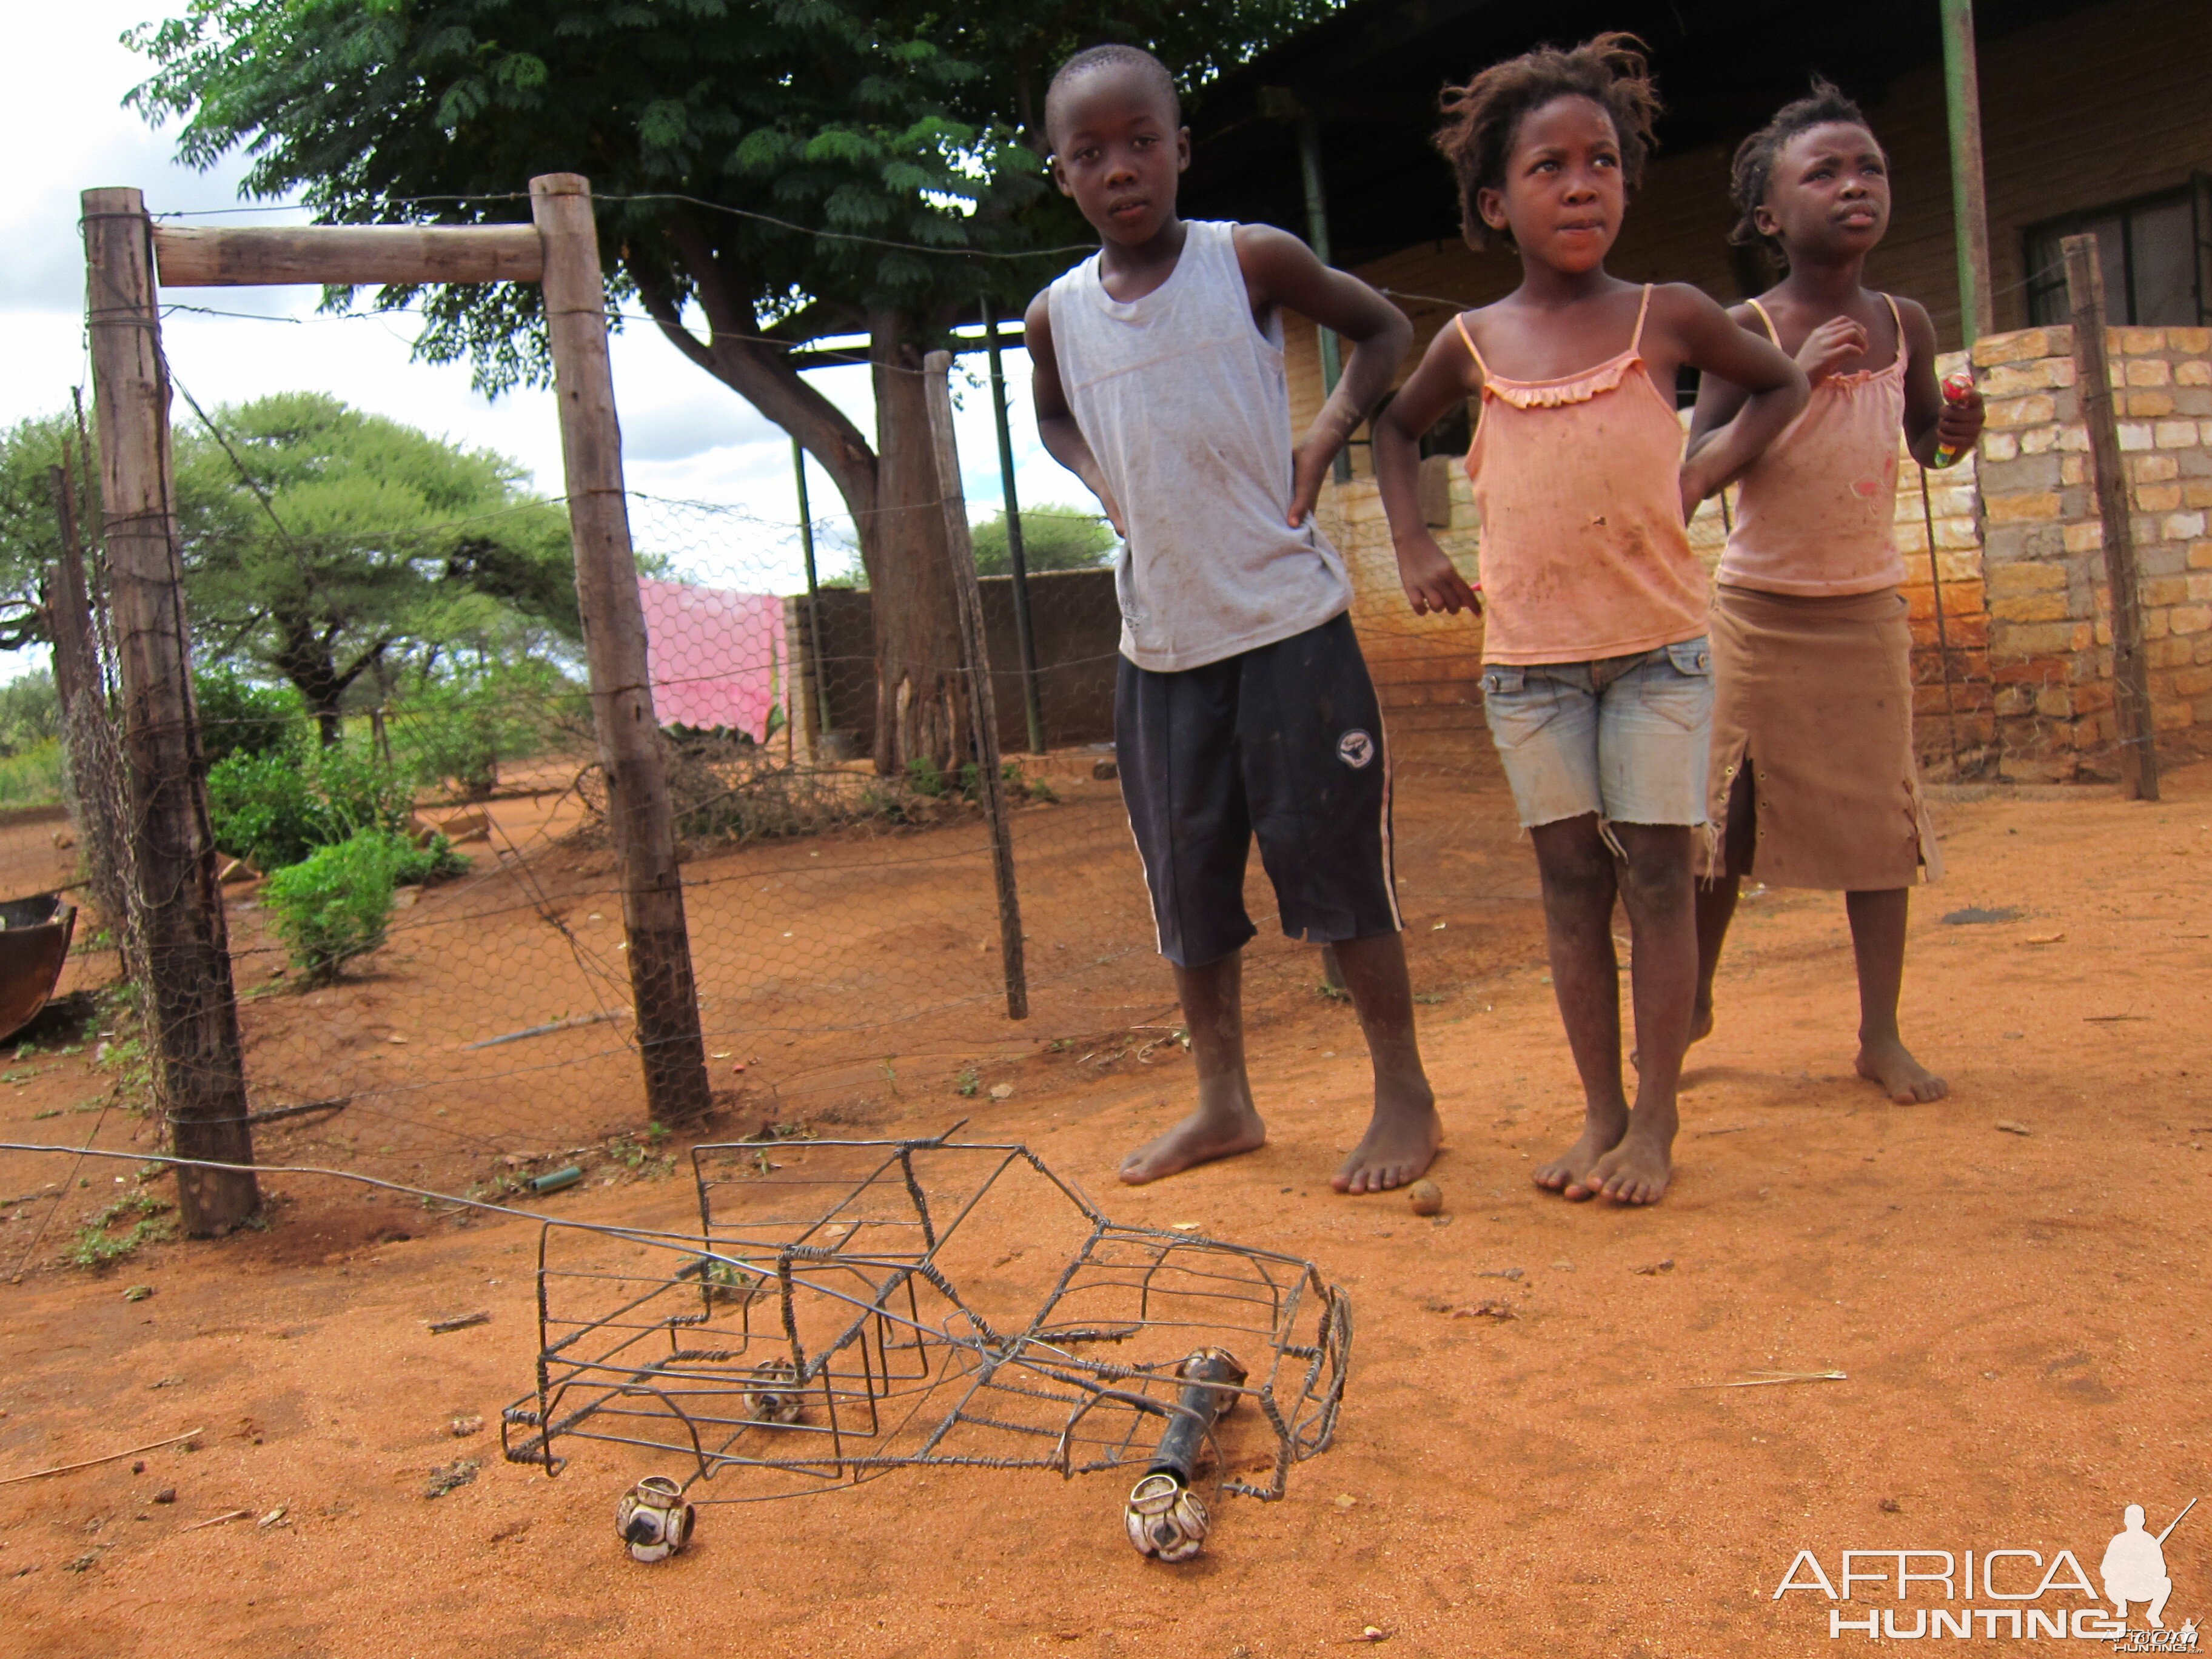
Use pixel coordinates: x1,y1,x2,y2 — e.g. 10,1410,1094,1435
128,0,1327,773
176,393,577,743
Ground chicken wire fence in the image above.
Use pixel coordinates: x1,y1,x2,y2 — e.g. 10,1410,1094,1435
20,361,1529,1242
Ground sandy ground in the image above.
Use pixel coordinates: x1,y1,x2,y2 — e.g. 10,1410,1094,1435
0,760,2207,1657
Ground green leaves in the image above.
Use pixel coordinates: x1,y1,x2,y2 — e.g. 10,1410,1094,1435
262,828,424,979
169,392,577,720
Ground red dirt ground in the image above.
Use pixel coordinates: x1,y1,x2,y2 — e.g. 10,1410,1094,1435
0,760,2207,1657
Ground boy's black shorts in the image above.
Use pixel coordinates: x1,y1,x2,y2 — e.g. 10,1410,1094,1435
1116,612,1401,968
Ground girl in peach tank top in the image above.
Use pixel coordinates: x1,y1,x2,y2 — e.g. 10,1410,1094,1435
1686,81,1985,1111
1719,292,1909,596
1375,34,1808,1210
1450,285,1709,663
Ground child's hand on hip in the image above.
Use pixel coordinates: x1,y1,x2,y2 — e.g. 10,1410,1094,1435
1287,436,1335,528
1797,317,1870,386
1393,534,1481,616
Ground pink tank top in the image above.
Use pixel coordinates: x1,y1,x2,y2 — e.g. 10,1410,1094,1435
1455,286,1709,665
1719,295,1909,596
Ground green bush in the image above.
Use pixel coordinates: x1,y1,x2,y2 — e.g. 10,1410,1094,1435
313,742,414,840
389,833,469,886
0,740,67,809
392,660,579,800
206,749,321,870
262,828,424,979
206,740,415,871
194,669,304,767
0,671,60,757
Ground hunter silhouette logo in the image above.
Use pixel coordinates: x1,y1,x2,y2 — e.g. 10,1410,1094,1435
2105,1500,2194,1633
1774,1496,2199,1644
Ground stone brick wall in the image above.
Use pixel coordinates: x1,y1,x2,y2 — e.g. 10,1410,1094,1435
1972,324,2212,779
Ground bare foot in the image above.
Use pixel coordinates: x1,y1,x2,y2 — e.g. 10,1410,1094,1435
1331,1086,1442,1195
1119,1099,1266,1185
1534,1110,1626,1201
1632,1003,1712,1073
1586,1121,1674,1205
1855,1034,1948,1104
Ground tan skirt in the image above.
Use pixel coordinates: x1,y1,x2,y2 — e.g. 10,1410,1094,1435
1701,584,1940,890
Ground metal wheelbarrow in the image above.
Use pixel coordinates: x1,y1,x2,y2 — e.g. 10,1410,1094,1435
0,894,78,1045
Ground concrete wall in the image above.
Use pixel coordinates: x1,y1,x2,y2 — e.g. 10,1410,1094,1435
787,568,1122,761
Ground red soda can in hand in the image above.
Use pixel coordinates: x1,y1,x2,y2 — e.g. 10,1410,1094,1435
1932,369,1976,467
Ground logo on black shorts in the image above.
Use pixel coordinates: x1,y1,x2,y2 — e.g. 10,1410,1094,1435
1336,729,1376,769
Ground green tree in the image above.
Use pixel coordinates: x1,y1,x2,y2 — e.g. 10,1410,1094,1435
0,671,60,757
177,393,577,743
127,0,1330,771
0,414,95,654
0,401,578,745
194,666,306,767
969,504,1117,578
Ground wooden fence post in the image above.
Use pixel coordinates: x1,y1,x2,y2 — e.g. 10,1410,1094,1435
2063,233,2161,800
529,174,714,1122
80,187,260,1233
980,298,1047,754
923,350,1028,1020
46,460,133,945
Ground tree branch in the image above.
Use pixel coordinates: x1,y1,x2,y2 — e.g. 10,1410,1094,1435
642,224,881,534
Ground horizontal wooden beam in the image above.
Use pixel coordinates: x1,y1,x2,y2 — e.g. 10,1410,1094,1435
152,224,544,288
784,327,1025,373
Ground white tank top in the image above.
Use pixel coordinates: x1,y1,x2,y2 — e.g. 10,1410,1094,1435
1046,220,1351,672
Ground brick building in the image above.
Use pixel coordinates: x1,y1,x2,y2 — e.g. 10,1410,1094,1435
1179,0,2212,777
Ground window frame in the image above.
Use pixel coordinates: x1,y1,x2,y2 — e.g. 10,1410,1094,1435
2023,181,2210,327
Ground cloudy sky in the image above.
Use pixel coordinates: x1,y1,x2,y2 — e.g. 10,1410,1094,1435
1,2,1089,652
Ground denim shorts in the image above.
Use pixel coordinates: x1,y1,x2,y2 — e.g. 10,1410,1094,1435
1480,638,1714,830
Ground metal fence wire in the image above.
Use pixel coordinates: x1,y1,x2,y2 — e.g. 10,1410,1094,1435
16,325,1543,1241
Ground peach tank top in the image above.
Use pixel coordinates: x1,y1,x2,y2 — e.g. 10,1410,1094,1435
1455,286,1709,665
1719,294,1909,597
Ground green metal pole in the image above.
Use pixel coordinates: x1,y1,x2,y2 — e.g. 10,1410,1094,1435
1296,115,1353,486
1940,0,1994,344
792,437,834,741
982,297,1047,754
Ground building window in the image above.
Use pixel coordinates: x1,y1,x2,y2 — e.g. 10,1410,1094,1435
2025,181,2209,326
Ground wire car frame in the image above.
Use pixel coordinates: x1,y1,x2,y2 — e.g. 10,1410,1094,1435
500,1135,1351,1521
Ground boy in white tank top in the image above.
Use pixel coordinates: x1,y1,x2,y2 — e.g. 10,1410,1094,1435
1025,44,1441,1196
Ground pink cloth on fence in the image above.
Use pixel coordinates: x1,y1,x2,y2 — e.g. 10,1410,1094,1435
637,577,788,742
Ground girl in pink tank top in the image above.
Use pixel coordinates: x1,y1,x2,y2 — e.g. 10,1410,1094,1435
1375,35,1808,1208
1685,81,1985,1110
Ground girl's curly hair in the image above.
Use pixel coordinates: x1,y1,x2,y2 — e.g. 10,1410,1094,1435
1728,79,1877,251
1433,32,1662,251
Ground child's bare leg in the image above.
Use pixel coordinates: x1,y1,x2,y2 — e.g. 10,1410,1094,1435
1692,876,1737,1047
1327,932,1441,1194
1527,815,1629,1199
1586,823,1697,1205
1636,774,1745,1071
1846,888,1947,1103
1691,768,1755,1044
1119,950,1267,1184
